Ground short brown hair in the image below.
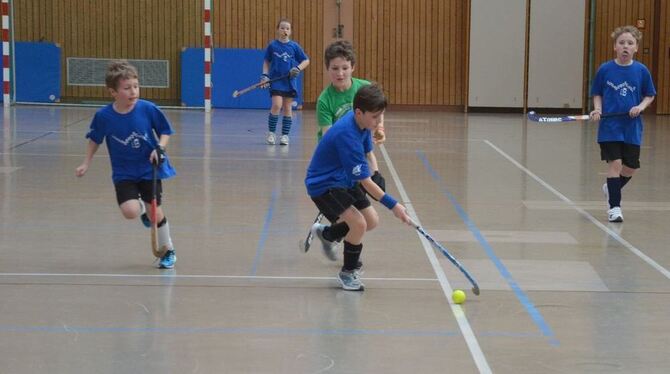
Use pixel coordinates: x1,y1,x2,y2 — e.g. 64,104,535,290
105,60,138,90
353,83,387,113
324,40,356,68
611,25,642,44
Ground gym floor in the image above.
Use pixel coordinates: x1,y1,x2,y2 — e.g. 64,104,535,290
1,105,668,373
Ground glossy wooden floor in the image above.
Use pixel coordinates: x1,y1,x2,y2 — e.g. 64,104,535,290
1,105,669,373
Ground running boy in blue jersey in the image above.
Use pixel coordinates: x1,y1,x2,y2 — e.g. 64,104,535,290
261,18,310,146
305,84,411,291
75,60,178,268
589,25,656,222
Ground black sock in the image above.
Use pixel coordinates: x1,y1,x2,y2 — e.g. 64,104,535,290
342,241,362,271
157,217,167,227
606,177,622,208
620,175,632,189
323,222,349,242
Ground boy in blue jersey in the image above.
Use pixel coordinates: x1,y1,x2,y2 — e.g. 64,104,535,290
589,25,656,223
75,61,178,268
305,84,411,291
261,18,310,146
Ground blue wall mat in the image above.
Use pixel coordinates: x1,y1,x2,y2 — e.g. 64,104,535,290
180,48,204,107
15,42,61,102
181,48,303,109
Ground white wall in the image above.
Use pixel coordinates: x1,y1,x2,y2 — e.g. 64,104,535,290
527,0,585,108
468,0,526,108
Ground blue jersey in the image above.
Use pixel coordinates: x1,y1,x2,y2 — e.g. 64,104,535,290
305,111,374,197
590,60,656,145
263,39,308,93
86,99,177,183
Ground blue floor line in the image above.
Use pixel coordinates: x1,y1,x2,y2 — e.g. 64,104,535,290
250,188,278,275
417,150,559,346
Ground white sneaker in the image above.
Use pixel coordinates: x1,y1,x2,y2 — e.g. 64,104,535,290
310,223,338,261
279,134,289,145
607,207,623,222
266,132,276,145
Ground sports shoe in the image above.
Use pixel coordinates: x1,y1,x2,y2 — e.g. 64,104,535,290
607,207,623,223
338,269,364,291
156,249,177,269
139,200,151,228
311,223,338,261
140,213,151,228
279,134,289,145
354,261,363,276
266,132,276,145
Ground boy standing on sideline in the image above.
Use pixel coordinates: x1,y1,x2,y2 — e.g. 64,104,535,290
261,18,310,146
589,25,656,223
75,61,178,269
305,84,411,291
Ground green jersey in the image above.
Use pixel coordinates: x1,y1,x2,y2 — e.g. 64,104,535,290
315,77,370,140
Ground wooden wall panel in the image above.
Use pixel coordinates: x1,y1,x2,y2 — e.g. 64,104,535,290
212,0,323,103
353,0,468,107
657,0,670,114
13,0,202,103
592,0,655,80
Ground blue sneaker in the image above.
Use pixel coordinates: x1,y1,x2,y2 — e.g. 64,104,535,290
338,269,364,291
140,213,151,228
156,249,176,269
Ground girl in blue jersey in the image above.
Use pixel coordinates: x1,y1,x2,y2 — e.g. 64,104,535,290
261,18,310,146
589,26,656,223
305,84,411,291
75,61,178,268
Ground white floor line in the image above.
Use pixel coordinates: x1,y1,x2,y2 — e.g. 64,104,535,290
484,139,670,281
379,144,492,374
0,272,438,282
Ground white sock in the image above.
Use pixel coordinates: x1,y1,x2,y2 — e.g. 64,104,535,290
158,219,173,250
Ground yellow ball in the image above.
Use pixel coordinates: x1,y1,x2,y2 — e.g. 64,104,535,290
452,289,466,304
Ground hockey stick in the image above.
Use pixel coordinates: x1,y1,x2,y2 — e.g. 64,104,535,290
151,161,169,259
527,110,629,123
409,218,480,295
298,212,324,253
232,74,291,98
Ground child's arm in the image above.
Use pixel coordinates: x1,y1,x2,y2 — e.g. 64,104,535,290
290,59,310,77
630,96,655,117
366,150,379,172
260,60,271,87
589,95,603,120
360,177,411,224
150,134,171,165
75,140,100,177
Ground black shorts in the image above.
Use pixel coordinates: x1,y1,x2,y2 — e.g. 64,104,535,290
270,89,297,98
311,184,372,224
114,179,162,206
599,141,640,169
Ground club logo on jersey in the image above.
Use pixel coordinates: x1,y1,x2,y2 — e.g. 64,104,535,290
273,51,292,62
112,131,150,149
334,104,353,121
352,164,363,176
607,80,636,97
